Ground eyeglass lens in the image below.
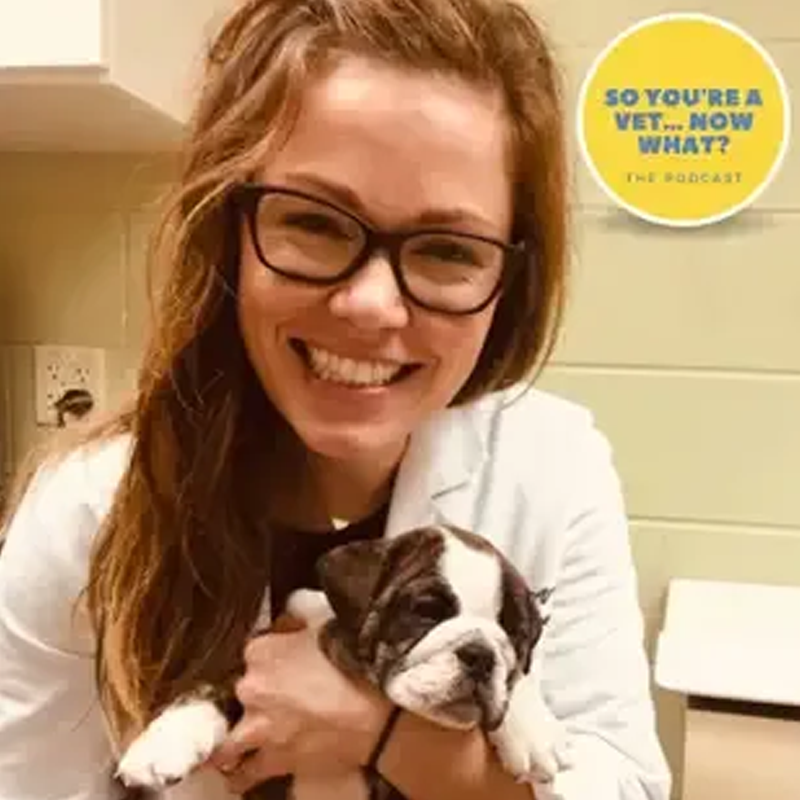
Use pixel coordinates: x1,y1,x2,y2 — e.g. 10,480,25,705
252,192,506,313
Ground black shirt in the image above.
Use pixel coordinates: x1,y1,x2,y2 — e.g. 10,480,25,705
269,502,389,621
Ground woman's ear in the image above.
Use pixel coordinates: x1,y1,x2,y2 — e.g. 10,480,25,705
316,539,392,635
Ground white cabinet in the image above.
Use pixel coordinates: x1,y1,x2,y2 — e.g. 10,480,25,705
0,0,233,151
0,0,103,69
655,579,800,800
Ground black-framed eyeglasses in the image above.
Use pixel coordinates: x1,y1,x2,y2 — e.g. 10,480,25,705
232,183,527,315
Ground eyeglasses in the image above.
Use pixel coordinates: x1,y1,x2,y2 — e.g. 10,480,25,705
232,183,527,315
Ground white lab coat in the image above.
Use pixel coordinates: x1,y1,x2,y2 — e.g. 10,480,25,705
0,384,671,800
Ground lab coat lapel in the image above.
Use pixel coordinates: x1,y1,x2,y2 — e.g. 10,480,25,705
385,402,487,539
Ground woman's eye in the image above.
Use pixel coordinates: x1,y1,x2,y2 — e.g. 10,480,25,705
283,212,349,239
417,240,479,265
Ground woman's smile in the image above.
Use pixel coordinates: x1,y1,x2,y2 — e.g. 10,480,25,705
291,339,422,389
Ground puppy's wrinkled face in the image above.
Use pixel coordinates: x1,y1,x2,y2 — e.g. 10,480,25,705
317,525,542,732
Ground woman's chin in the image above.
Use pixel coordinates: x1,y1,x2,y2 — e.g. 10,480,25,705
295,421,410,470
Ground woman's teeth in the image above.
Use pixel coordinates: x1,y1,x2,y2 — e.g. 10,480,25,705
305,344,406,387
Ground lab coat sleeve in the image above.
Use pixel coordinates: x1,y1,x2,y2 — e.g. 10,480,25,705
0,454,122,800
532,425,672,800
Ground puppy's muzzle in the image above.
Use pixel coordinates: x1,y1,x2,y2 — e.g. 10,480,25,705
457,639,507,731
456,642,496,683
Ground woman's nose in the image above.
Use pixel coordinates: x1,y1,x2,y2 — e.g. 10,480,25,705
328,252,410,329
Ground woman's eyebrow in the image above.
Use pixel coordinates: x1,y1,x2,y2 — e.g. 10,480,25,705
280,171,501,234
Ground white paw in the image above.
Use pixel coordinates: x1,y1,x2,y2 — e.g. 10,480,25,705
286,589,334,629
117,699,229,790
488,678,571,784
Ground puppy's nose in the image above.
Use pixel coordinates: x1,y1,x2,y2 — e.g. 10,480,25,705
456,642,495,681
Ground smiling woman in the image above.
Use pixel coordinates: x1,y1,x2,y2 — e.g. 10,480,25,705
0,1,671,800
235,55,518,498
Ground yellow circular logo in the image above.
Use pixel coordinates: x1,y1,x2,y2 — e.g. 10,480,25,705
577,14,791,227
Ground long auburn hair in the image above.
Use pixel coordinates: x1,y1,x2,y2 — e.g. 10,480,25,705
2,0,570,742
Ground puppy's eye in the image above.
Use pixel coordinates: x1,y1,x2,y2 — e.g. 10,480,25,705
409,595,451,621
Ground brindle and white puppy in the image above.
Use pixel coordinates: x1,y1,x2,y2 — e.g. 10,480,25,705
116,525,570,799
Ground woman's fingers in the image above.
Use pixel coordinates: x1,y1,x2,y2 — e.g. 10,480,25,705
219,746,289,794
270,613,308,634
211,714,269,771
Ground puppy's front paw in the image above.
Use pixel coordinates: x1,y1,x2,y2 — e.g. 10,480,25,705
286,589,334,629
116,699,229,790
488,678,571,785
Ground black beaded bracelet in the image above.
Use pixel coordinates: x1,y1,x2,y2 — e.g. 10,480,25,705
366,705,403,773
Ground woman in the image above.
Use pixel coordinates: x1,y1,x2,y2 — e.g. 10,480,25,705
0,0,671,799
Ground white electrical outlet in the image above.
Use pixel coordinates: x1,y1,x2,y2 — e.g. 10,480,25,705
34,345,107,427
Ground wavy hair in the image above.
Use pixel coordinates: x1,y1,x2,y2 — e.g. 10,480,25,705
3,0,570,741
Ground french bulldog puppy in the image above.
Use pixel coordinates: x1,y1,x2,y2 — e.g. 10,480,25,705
117,524,569,799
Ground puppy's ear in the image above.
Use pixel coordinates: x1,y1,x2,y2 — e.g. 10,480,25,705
317,539,391,635
499,563,543,675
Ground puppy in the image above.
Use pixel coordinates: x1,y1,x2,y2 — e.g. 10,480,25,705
116,524,569,798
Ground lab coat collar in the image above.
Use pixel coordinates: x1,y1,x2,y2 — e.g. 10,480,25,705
385,399,489,538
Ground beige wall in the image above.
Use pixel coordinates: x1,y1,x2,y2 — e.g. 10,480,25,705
0,2,798,797
0,153,175,481
528,1,800,795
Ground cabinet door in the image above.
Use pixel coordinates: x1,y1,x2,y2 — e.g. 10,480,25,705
683,708,800,800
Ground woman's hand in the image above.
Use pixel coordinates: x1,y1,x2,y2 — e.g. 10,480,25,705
210,623,392,794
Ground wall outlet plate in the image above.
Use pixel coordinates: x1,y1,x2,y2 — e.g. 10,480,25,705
33,345,107,427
